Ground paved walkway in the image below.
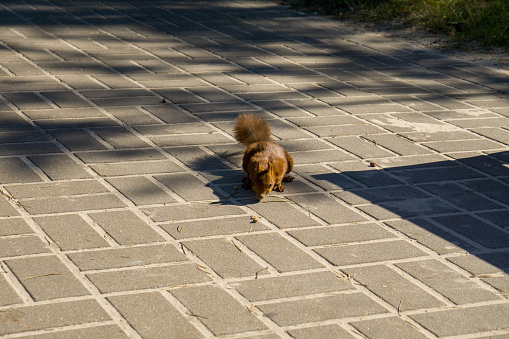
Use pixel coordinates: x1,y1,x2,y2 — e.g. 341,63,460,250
1,0,509,338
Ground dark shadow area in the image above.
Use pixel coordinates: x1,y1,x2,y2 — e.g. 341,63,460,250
312,151,509,251
184,147,509,274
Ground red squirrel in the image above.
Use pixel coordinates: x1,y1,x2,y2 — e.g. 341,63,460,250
233,113,293,200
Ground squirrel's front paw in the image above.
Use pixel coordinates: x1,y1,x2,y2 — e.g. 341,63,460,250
274,184,285,192
282,176,294,182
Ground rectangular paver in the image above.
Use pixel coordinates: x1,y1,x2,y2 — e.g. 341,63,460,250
257,293,388,326
0,299,111,336
108,292,202,338
171,285,267,336
395,259,500,304
5,255,90,301
236,233,324,272
410,303,509,337
86,263,211,293
315,240,427,266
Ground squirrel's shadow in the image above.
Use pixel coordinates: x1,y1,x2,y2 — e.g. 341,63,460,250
187,148,260,205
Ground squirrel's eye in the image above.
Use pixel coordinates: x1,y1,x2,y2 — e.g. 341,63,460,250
251,181,255,186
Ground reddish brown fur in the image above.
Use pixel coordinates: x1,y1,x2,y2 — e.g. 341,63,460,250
234,114,293,200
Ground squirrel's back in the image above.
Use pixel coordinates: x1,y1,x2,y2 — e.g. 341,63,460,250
234,113,271,147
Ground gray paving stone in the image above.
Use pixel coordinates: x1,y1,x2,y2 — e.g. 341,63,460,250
410,303,509,337
334,185,429,204
306,123,386,137
447,254,505,276
154,173,220,202
279,139,338,152
385,219,478,254
234,271,354,302
0,130,48,144
423,139,505,153
358,197,461,220
288,193,368,225
150,132,233,147
390,165,482,184
432,214,509,249
246,201,321,229
482,275,509,294
33,214,109,250
35,117,119,130
5,179,108,199
108,292,202,338
0,299,111,336
91,127,151,149
295,165,361,191
28,154,92,180
87,263,211,293
161,216,268,239
180,102,255,114
0,141,63,157
463,179,509,205
57,75,109,90
75,149,166,164
41,91,92,108
330,161,403,187
0,218,33,236
89,210,165,245
143,203,246,222
363,133,433,155
350,317,428,339
419,182,504,210
328,136,395,158
0,274,22,306
19,325,128,339
315,240,427,266
0,157,43,184
342,265,445,311
165,146,231,171
1,62,45,76
286,324,355,338
4,92,54,110
396,259,500,304
236,233,324,272
182,238,264,278
49,129,108,152
289,223,396,247
21,193,126,215
448,151,509,177
105,107,162,125
5,255,90,301
134,123,215,137
92,74,140,88
106,176,177,206
90,159,185,177
171,285,267,336
447,117,509,129
477,210,509,229
67,244,187,271
257,293,388,327
0,235,50,258
0,111,34,132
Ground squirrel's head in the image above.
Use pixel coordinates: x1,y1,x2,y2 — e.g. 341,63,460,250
252,161,274,200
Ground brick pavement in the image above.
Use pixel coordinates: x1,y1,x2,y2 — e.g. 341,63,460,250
0,0,508,337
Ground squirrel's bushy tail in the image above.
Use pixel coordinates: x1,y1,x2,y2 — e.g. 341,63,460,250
234,113,271,147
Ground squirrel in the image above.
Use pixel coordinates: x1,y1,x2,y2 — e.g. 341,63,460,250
233,113,293,200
